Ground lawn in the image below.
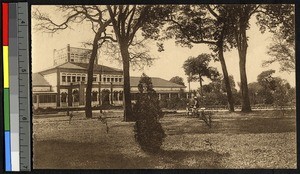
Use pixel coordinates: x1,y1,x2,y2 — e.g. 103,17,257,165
33,110,296,169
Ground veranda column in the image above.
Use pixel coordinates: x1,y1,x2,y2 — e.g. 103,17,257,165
117,92,120,103
36,94,39,108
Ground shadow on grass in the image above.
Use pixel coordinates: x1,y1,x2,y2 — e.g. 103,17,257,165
146,149,229,169
34,139,229,169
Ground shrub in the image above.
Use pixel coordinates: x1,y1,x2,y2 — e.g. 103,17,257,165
133,74,166,153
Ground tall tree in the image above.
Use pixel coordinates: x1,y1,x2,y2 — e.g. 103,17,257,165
164,5,236,111
183,54,219,96
169,76,185,86
223,4,294,112
223,5,259,112
106,5,169,121
33,5,116,118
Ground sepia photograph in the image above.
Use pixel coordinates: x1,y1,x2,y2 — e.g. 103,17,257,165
31,4,296,169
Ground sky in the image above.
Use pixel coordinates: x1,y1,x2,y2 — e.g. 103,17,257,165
31,5,295,90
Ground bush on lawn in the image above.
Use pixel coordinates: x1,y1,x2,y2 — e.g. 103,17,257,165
133,74,166,153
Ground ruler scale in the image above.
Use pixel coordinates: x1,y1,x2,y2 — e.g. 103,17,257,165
9,3,20,171
17,2,31,171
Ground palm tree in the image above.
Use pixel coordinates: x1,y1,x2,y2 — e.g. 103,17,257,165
183,54,219,97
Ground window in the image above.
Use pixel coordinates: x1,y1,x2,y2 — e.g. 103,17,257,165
62,76,66,82
111,78,114,83
77,76,81,82
39,94,56,103
119,91,123,101
67,76,71,82
61,92,67,102
115,78,118,82
33,95,37,103
73,90,79,102
82,76,86,82
114,91,118,100
92,91,98,101
70,59,74,62
107,78,110,82
72,76,76,82
103,77,106,82
93,76,97,82
119,78,122,82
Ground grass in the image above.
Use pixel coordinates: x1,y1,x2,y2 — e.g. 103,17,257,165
33,110,296,169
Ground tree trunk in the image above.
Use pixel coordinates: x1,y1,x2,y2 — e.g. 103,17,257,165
218,44,235,112
199,75,203,97
120,43,134,122
85,31,101,118
238,28,251,112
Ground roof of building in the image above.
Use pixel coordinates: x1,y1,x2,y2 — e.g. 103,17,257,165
59,62,86,69
72,63,122,72
32,73,185,89
130,77,186,88
32,73,51,86
39,62,122,74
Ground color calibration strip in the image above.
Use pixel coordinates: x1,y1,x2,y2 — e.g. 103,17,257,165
3,2,30,171
3,2,12,171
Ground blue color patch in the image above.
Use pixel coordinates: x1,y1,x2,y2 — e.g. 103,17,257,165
5,131,12,171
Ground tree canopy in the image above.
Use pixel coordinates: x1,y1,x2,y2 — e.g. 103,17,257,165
169,76,185,86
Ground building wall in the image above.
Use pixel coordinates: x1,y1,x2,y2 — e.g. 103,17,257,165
69,47,94,64
53,47,68,65
33,86,51,92
59,71,123,86
53,45,98,65
43,73,57,92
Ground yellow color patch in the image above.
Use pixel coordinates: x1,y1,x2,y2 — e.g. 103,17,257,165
3,46,9,88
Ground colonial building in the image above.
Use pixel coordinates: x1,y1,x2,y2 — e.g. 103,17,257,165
32,45,187,109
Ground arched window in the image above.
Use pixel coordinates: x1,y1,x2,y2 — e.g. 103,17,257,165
72,90,79,102
119,91,123,101
92,91,98,101
113,91,118,101
61,92,67,102
101,89,110,105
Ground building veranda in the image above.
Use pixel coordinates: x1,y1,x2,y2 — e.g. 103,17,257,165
32,45,188,109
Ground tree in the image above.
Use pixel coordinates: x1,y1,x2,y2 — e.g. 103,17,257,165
164,5,236,112
169,76,185,86
106,5,169,121
256,5,295,73
263,33,295,73
223,4,294,112
33,5,116,118
182,54,219,97
221,75,237,93
133,73,166,153
248,82,263,105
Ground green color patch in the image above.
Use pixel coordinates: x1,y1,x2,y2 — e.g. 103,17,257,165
4,89,10,130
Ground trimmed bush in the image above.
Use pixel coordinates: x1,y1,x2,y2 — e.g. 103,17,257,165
133,74,166,153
